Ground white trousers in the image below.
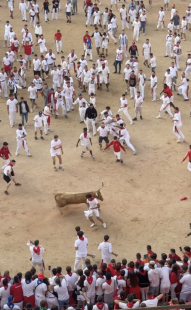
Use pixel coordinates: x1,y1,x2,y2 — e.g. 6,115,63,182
30,16,36,27
130,86,137,98
119,137,135,152
166,43,173,57
187,162,191,172
185,66,191,79
140,287,149,301
157,20,164,29
0,81,8,97
79,107,86,121
52,8,58,19
85,118,96,135
74,257,86,272
1,158,10,170
56,101,66,116
19,75,26,87
174,55,180,69
173,125,185,140
53,81,60,92
133,29,139,41
159,104,173,117
139,83,145,98
170,283,177,299
9,111,16,126
108,30,117,43
56,40,62,52
65,97,73,111
121,45,127,56
85,49,93,60
118,107,133,124
21,9,26,20
151,85,157,100
86,13,93,25
16,139,30,155
122,18,129,30
44,11,49,21
178,85,188,99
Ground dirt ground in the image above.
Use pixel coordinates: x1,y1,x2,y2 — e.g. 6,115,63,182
0,0,191,276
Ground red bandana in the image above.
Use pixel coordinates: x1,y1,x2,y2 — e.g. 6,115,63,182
3,285,8,290
68,272,72,276
127,302,134,308
8,162,13,167
84,133,87,138
148,294,154,299
139,271,146,276
96,303,105,310
98,275,104,279
121,265,126,269
56,273,62,277
87,276,93,285
33,246,40,255
79,237,84,241
106,279,112,285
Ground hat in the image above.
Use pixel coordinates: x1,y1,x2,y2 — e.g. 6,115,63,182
39,111,42,115
78,93,82,96
38,273,44,280
149,261,155,265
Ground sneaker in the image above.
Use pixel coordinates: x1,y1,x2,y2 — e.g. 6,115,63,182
35,136,38,140
81,153,83,157
91,155,95,159
156,115,161,118
176,139,181,143
140,116,143,120
133,118,137,121
90,223,96,227
133,150,137,155
121,160,123,164
130,121,134,125
15,152,18,156
54,166,57,172
151,99,156,102
27,154,32,157
4,190,9,195
59,166,64,171
103,223,107,228
41,136,44,140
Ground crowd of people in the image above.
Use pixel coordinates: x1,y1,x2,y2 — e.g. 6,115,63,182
1,233,191,310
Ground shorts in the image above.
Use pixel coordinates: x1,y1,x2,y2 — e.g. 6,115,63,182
35,126,42,131
4,64,11,73
42,69,49,74
83,43,87,50
32,261,43,270
111,0,117,4
58,299,70,307
30,98,36,103
35,34,40,37
114,151,121,159
11,46,18,52
40,47,47,54
99,136,109,143
160,287,170,294
174,25,179,29
4,34,9,40
181,28,186,33
103,20,108,26
34,70,41,76
66,11,71,16
95,40,101,48
144,53,149,60
102,42,108,49
82,145,91,152
90,208,100,217
100,76,108,84
50,150,61,157
25,54,32,61
3,174,11,184
164,0,169,3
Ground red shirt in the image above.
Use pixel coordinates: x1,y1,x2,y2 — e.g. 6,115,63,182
164,86,172,98
86,0,91,6
169,253,181,261
135,259,144,266
23,44,33,55
10,283,23,302
105,141,125,153
0,146,10,159
182,150,191,163
55,32,62,41
170,272,178,284
83,34,91,43
107,263,116,277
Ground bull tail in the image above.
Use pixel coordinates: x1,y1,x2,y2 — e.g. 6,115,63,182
98,182,104,191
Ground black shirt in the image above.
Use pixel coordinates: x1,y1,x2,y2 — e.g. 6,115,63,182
85,107,97,119
19,101,30,114
43,1,49,11
129,75,136,87
52,0,59,8
129,45,138,56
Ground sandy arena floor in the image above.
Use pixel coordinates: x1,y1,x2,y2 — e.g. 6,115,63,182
0,0,190,275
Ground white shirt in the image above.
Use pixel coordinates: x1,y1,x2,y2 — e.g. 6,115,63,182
16,127,27,140
7,51,14,62
97,126,109,137
19,2,27,10
4,165,12,176
148,268,161,287
68,53,77,63
165,72,173,85
173,45,181,55
98,241,112,261
29,9,36,16
3,57,10,66
181,19,187,29
171,8,176,19
50,138,62,154
38,38,46,50
168,22,174,32
158,10,165,21
35,25,42,35
0,284,11,306
95,277,106,295
51,69,61,81
80,59,87,70
119,34,127,46
123,67,132,80
180,274,191,291
169,66,177,77
150,75,157,87
63,85,74,98
33,58,41,71
133,20,140,30
111,17,117,28
45,53,56,65
87,197,99,209
9,31,15,41
33,115,43,127
120,98,128,108
30,245,45,262
120,7,127,19
118,301,140,309
166,34,173,44
102,277,116,294
129,9,136,20
66,3,72,12
33,278,47,297
79,132,91,146
160,266,170,287
54,279,69,300
139,73,146,85
5,24,11,35
82,69,91,81
143,42,151,54
135,95,143,107
65,273,78,291
160,95,170,106
74,237,88,257
42,59,48,71
84,277,96,296
142,298,158,308
6,98,18,112
28,86,37,99
173,111,182,126
21,279,36,297
0,72,7,82
150,56,156,67
140,13,147,22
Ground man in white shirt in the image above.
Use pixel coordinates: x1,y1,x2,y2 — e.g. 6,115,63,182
97,122,110,149
84,193,106,228
66,1,73,23
0,68,8,98
173,42,181,70
133,91,143,121
172,107,186,143
132,17,140,42
142,39,151,67
177,72,189,100
165,31,173,58
74,230,88,271
159,260,170,302
3,159,21,195
156,7,165,30
4,21,12,48
33,54,41,77
120,5,129,30
148,261,161,295
169,62,178,91
138,69,146,99
76,127,95,159
119,31,128,58
118,94,133,125
84,269,96,303
50,135,64,172
73,93,88,123
114,293,140,309
45,49,56,71
149,53,156,72
91,28,103,54
98,235,118,264
156,92,173,119
34,274,47,306
6,93,18,127
68,49,77,73
51,65,61,91
33,111,44,140
180,267,191,301
141,291,163,307
15,123,32,157
119,123,136,154
150,71,157,101
163,68,173,89
29,240,45,273
19,0,27,21
65,266,78,295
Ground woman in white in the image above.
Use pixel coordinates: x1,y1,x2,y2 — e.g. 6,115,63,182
0,279,11,309
43,278,59,308
54,278,69,310
37,35,47,53
102,273,116,305
50,135,64,172
172,107,186,143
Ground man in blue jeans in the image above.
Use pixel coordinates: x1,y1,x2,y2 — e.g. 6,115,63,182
114,46,124,74
140,10,147,35
18,96,30,126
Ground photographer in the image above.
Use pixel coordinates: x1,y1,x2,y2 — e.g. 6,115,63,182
15,123,32,157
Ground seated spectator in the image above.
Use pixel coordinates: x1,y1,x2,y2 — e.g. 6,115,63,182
114,293,140,309
93,295,108,310
4,295,20,310
141,291,163,307
113,290,126,310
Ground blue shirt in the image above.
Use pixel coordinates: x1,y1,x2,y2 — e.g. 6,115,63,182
86,39,92,49
129,3,136,9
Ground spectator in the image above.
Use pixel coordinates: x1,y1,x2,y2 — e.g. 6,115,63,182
18,96,30,126
10,275,23,309
21,271,36,307
137,265,149,301
127,272,140,299
158,260,170,303
34,273,47,306
169,249,181,261
84,269,96,303
141,291,163,307
0,278,11,309
43,277,58,308
65,266,78,305
95,269,106,300
179,265,191,301
3,295,20,310
54,277,70,310
102,272,117,306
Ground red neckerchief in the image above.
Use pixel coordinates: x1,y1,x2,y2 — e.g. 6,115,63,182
128,267,134,272
121,265,126,269
3,285,8,290
84,133,87,138
139,270,146,276
56,273,62,276
79,237,84,241
106,279,112,285
117,276,124,280
183,262,188,266
49,53,52,56
89,197,94,201
33,246,40,255
98,275,104,279
126,302,134,308
96,303,105,310
148,294,154,299
8,162,13,167
71,53,74,57
87,276,93,285
67,272,72,276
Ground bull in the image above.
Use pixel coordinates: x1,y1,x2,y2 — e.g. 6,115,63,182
54,183,104,212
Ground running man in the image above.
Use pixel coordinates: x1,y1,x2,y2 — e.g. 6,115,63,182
15,123,32,157
3,160,21,195
85,194,107,228
103,136,126,164
182,145,191,172
50,135,64,172
76,127,95,159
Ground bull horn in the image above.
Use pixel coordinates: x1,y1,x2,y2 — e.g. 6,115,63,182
98,182,104,191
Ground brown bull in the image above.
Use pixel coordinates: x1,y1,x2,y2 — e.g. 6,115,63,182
54,183,104,210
